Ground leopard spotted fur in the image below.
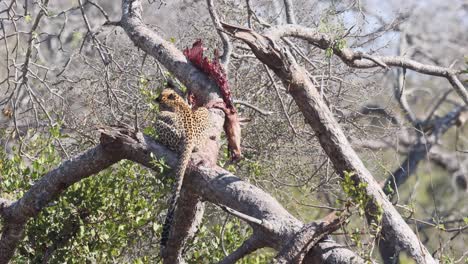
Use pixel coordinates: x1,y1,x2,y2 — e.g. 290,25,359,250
153,88,210,256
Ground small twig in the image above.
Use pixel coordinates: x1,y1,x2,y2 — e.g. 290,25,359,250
233,99,273,116
264,65,298,135
134,102,139,132
357,52,389,69
394,68,417,124
220,213,230,257
87,0,111,22
219,205,274,233
424,89,453,123
78,0,111,65
245,0,253,28
294,199,344,212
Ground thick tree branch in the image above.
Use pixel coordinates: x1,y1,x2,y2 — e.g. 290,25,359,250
275,211,351,264
120,1,227,260
0,2,375,262
130,132,365,264
120,0,220,103
222,23,437,263
0,129,125,264
264,24,468,105
0,125,365,263
160,189,205,264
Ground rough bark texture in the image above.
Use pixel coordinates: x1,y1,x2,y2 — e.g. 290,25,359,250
0,124,366,263
0,1,368,263
221,24,437,264
120,0,219,104
0,124,365,264
0,132,124,263
275,212,350,264
128,129,365,264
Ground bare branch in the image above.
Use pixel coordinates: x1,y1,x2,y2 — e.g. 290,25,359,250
206,0,232,71
264,64,298,135
283,0,296,24
384,105,465,197
394,32,417,124
222,23,437,264
341,103,403,125
265,24,468,105
219,236,264,264
78,0,111,65
275,211,352,264
120,0,219,103
233,99,274,116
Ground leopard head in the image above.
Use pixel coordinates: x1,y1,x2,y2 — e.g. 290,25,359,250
155,88,187,111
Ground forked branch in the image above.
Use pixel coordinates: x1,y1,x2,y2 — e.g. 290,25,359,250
222,23,437,264
264,24,468,104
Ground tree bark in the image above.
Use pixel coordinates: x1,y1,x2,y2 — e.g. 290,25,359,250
221,24,437,264
0,125,365,263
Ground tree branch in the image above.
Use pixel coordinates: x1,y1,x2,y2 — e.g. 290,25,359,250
0,128,126,264
275,210,351,264
283,0,296,24
384,105,465,197
206,0,232,71
0,125,366,263
264,24,468,105
161,189,205,264
222,23,437,264
120,0,220,103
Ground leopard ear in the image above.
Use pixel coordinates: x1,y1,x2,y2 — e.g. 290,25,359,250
165,78,187,97
168,93,176,100
166,79,178,89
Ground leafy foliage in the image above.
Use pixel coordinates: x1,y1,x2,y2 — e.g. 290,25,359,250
0,132,267,262
1,140,168,262
187,218,272,263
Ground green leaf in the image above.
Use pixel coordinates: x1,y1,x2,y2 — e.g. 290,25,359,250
25,14,32,23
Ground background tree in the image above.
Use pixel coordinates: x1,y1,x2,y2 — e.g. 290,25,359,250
0,0,467,263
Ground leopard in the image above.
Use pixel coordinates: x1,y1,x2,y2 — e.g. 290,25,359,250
153,88,211,256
